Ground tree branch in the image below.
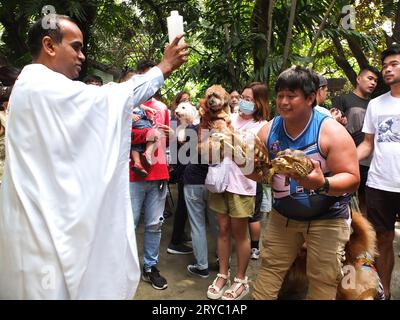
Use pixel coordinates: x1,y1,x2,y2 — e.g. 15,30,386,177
331,37,357,86
345,36,370,69
251,0,269,79
392,0,400,43
307,0,337,61
266,0,275,60
143,0,168,35
282,0,298,70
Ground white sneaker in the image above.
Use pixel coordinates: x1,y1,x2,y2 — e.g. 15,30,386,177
251,248,260,260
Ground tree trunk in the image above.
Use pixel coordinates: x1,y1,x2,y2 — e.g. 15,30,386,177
331,37,357,86
266,0,275,58
345,36,370,70
265,0,275,82
391,0,400,44
282,0,297,70
251,0,270,81
223,24,240,90
221,0,240,90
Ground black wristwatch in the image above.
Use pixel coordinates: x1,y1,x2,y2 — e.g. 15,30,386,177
315,177,330,195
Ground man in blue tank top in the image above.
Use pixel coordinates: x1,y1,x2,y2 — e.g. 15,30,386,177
249,66,360,299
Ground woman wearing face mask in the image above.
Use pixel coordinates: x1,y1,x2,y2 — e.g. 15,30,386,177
207,82,270,300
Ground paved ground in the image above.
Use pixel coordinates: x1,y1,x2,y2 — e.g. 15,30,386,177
133,184,400,300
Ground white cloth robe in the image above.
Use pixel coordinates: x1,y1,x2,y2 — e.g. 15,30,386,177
0,64,164,299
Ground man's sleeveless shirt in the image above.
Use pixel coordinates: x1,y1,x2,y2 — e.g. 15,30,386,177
267,110,350,221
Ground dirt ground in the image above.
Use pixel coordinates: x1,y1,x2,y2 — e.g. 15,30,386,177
133,184,400,300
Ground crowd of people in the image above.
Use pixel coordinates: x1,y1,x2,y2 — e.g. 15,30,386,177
0,13,399,301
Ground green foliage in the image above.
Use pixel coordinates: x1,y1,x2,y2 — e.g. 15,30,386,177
0,0,397,102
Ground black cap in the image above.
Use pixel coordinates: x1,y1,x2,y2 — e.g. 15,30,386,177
318,75,328,87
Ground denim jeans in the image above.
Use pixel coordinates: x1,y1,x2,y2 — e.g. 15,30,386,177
184,184,217,270
130,180,167,270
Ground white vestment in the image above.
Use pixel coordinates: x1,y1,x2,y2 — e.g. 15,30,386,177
0,64,164,299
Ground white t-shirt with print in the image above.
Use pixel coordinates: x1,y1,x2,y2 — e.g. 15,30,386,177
362,92,400,192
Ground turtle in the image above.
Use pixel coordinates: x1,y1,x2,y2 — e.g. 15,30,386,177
209,133,313,185
209,131,270,167
209,131,271,182
270,149,314,179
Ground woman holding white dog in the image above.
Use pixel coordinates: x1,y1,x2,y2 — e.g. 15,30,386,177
167,101,200,255
207,82,270,300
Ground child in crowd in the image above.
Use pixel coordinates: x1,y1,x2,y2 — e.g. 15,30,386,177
130,104,161,177
118,67,161,177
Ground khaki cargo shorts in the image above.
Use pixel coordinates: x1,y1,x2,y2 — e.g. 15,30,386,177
208,191,255,218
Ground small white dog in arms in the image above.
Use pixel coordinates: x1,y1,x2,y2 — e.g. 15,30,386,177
175,102,200,142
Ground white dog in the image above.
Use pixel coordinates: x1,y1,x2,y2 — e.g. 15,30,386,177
175,102,200,142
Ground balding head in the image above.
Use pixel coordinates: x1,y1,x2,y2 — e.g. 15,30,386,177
28,15,74,58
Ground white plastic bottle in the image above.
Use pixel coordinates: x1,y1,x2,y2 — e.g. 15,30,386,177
167,10,184,44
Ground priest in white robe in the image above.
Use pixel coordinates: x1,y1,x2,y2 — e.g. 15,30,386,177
0,15,188,299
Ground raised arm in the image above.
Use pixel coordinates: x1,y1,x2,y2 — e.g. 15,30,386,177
125,34,189,108
157,34,189,79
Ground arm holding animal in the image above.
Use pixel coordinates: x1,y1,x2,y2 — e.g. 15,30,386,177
151,108,174,147
157,124,175,140
206,122,272,182
296,118,360,196
197,127,224,164
244,123,272,182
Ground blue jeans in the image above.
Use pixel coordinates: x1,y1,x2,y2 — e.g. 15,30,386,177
184,184,217,270
130,180,167,270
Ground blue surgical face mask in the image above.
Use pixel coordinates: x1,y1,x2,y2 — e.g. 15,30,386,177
239,99,255,115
